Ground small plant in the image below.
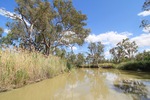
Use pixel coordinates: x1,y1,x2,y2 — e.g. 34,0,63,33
14,69,29,85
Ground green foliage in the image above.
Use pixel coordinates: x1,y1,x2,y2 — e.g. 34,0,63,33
110,38,138,63
75,53,85,67
4,0,90,55
87,42,104,64
54,48,66,58
111,50,150,71
136,51,150,61
65,51,86,68
117,61,150,71
14,69,29,85
142,0,150,10
66,51,76,64
0,27,3,36
140,0,150,33
66,61,73,70
0,27,3,48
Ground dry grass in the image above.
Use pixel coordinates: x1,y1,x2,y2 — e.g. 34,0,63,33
0,49,67,91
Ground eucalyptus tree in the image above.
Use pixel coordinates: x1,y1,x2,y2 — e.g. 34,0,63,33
136,50,150,61
109,47,122,63
4,0,90,55
0,28,3,48
140,0,150,32
66,51,77,65
87,42,104,64
76,53,85,67
54,48,66,59
0,28,3,38
110,38,138,63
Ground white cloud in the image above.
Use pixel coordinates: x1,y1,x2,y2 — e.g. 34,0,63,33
72,46,77,50
145,48,150,52
143,28,150,33
4,29,10,34
86,31,150,59
85,31,150,48
69,46,77,51
85,31,132,46
85,31,133,59
104,50,111,59
138,10,150,17
131,33,150,47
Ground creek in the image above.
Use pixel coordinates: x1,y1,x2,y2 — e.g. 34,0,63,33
0,68,150,100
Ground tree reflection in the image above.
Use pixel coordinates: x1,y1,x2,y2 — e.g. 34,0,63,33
85,69,110,99
114,79,148,99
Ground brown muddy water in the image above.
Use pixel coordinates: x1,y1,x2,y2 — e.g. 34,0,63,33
0,68,150,100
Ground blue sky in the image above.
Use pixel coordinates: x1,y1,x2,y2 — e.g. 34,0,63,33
0,0,150,58
73,0,143,34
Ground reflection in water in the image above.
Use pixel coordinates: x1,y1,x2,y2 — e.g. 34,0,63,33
0,68,150,100
114,80,149,99
102,72,118,82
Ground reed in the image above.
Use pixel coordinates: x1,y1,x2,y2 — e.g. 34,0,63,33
0,49,67,91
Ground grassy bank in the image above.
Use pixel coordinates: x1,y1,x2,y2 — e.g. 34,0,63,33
98,61,150,71
98,63,116,68
79,63,116,68
0,49,67,92
116,61,150,71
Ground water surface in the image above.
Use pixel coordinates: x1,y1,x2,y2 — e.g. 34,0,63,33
0,68,150,100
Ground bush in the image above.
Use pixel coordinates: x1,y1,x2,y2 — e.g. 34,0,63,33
117,61,150,71
14,69,29,85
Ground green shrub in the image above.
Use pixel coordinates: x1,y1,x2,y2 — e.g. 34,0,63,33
66,61,75,70
117,61,150,71
14,69,29,85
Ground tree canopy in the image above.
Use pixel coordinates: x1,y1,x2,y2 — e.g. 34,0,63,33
0,28,3,48
87,42,104,64
140,0,150,33
0,28,3,37
4,0,90,55
110,38,138,63
136,50,150,61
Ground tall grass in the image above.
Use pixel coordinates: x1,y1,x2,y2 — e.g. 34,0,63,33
0,49,67,91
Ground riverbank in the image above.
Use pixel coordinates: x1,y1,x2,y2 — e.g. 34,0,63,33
80,61,150,71
80,63,115,68
116,61,150,71
0,49,67,92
